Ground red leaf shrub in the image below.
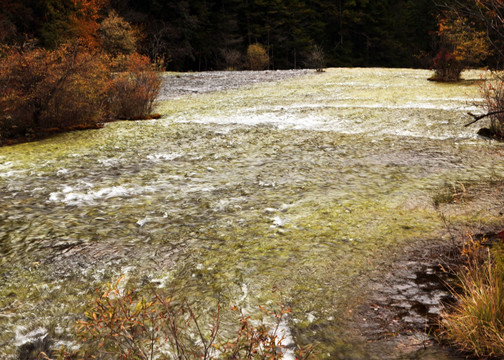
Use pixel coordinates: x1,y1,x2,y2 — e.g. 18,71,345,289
0,45,161,143
40,278,315,360
431,47,464,82
106,53,162,120
0,44,110,140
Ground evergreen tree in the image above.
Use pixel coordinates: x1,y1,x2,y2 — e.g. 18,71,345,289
37,0,75,48
0,0,442,70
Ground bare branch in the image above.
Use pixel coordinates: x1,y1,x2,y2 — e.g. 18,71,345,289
465,110,504,126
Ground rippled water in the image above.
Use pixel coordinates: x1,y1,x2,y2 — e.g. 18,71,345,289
1,68,503,359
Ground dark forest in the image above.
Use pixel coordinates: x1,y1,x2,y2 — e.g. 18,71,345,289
1,0,439,71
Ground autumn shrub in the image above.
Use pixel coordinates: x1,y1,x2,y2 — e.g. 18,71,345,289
478,79,504,138
107,53,162,120
431,16,490,82
431,47,465,82
0,44,161,143
246,43,269,70
98,10,137,57
305,45,326,72
0,44,109,140
41,278,314,360
442,249,504,358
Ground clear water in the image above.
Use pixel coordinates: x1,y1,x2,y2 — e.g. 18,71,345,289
1,68,502,359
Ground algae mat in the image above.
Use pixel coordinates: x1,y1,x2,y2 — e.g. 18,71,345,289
1,68,503,358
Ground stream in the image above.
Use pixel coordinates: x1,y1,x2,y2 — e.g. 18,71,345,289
1,68,503,359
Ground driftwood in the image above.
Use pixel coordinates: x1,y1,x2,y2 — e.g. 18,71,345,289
464,110,504,127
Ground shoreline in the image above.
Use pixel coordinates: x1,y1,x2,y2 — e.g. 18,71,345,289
353,179,504,359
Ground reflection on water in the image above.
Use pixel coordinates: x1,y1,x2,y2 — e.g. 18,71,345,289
0,68,502,359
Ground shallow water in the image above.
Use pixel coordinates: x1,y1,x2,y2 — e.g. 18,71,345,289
1,68,503,358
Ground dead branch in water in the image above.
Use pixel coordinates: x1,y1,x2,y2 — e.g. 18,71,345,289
465,110,504,127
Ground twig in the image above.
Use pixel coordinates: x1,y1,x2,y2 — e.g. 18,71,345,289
465,110,504,127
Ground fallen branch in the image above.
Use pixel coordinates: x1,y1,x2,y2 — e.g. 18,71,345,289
465,110,504,127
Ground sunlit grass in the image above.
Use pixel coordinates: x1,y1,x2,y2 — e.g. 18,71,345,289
443,250,504,358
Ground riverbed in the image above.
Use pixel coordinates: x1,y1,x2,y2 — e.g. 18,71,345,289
1,68,503,359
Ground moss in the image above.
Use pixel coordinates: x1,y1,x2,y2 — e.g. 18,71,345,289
433,181,474,207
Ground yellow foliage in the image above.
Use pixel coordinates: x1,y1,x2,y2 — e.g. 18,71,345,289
246,43,269,70
438,16,492,65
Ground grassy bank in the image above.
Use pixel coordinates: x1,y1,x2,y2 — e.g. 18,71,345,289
442,233,504,358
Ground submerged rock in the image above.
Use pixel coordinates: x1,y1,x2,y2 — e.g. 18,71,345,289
477,127,494,138
477,127,504,141
17,336,52,360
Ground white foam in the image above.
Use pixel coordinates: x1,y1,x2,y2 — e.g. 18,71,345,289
136,217,150,227
171,100,476,140
0,170,25,178
97,158,120,167
146,152,183,162
378,128,477,140
49,184,156,206
271,216,286,227
277,315,296,360
0,160,14,170
238,283,248,303
0,161,25,178
150,272,175,288
214,127,232,135
14,326,48,346
307,313,316,323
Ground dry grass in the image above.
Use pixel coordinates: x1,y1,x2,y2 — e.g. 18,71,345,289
442,249,504,358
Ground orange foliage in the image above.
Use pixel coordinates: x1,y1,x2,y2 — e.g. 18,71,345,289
70,16,100,48
0,44,110,139
0,43,161,143
70,0,109,49
107,53,162,119
454,0,504,60
437,16,491,64
432,13,491,82
40,278,315,360
72,0,108,20
0,0,161,144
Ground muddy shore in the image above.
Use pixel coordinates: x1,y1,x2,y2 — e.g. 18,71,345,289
357,182,504,359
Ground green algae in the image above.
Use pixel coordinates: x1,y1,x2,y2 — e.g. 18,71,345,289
1,68,504,359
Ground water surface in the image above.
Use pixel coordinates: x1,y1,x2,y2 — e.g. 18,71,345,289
1,68,502,358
